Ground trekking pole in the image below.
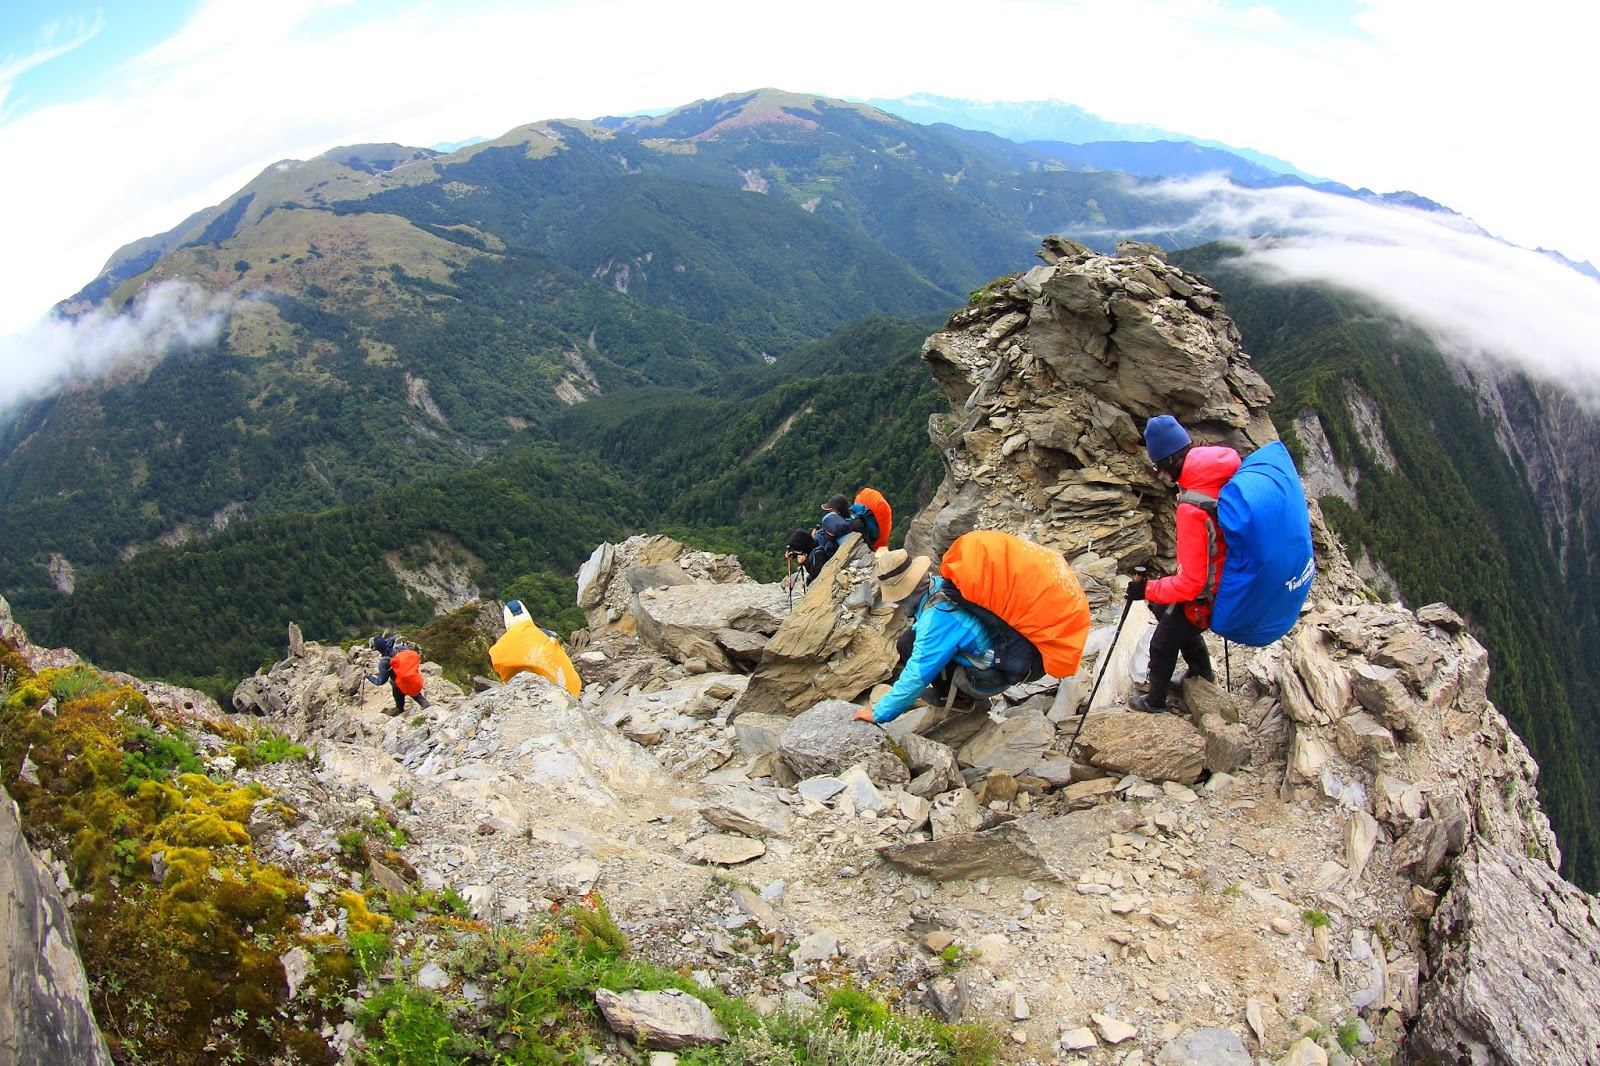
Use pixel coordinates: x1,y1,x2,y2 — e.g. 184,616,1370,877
1224,640,1231,691
1063,567,1144,763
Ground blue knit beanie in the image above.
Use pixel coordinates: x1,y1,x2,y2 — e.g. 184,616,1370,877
1144,415,1191,464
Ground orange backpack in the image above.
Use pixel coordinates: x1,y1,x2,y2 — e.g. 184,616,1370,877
939,531,1091,678
854,487,892,550
389,649,425,697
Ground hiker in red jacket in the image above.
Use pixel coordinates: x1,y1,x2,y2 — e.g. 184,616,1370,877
1126,416,1239,713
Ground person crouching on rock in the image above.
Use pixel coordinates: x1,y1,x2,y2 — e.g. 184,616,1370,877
1126,415,1236,713
367,634,432,716
853,548,1000,724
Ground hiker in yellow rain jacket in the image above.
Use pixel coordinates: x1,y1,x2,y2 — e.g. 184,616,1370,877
489,600,582,695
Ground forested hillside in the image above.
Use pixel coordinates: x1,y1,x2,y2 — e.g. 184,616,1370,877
3,90,1216,629
40,316,946,694
1176,244,1600,889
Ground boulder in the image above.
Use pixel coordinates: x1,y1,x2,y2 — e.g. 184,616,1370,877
1373,773,1426,832
594,988,728,1049
1350,663,1419,733
1073,711,1206,784
1416,602,1466,633
1334,712,1398,771
633,583,790,672
776,700,897,781
1408,843,1600,1065
1373,632,1442,688
956,709,1054,773
929,788,985,838
732,712,791,757
699,787,792,840
1193,712,1251,775
579,535,749,634
1285,726,1334,785
878,818,1065,882
1278,628,1350,725
1182,676,1241,724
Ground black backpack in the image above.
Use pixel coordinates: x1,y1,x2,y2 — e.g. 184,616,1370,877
932,582,1046,691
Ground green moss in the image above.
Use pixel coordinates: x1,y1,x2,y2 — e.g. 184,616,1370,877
0,659,342,1065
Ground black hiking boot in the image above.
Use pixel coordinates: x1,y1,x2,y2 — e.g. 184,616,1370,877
1129,693,1169,714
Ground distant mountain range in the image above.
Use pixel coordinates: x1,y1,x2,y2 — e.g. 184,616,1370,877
863,93,1326,181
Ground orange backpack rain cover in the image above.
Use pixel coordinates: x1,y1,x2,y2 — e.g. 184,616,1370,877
490,621,583,695
855,487,893,550
939,530,1091,677
389,649,425,697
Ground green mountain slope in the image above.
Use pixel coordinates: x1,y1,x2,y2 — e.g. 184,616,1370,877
7,89,1222,626
37,314,945,691
1174,244,1600,889
43,446,644,694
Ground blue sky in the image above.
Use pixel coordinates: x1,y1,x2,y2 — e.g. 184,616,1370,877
1,0,1596,345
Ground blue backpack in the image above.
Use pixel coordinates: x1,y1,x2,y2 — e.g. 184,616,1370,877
1178,440,1315,646
846,503,880,547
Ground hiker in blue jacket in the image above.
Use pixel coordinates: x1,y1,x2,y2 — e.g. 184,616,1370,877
801,493,854,580
854,549,998,724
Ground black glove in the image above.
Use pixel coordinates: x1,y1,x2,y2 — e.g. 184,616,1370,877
1126,578,1147,601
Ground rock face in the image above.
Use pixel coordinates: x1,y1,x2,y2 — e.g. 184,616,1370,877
1,786,113,1066
1407,842,1600,1065
906,243,1276,563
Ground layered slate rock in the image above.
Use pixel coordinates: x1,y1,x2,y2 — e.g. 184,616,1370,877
578,535,750,635
731,536,905,717
632,581,791,671
907,240,1276,563
775,700,898,781
1072,711,1206,784
1408,842,1600,1065
1,786,114,1066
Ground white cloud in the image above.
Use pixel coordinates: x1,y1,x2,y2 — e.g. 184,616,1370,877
1134,177,1600,403
0,281,231,413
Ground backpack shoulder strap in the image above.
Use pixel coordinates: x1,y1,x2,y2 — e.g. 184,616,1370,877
1175,490,1221,604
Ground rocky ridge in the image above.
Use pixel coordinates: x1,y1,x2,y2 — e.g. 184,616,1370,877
6,241,1599,1065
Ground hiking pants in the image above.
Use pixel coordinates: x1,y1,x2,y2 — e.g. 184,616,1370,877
1147,603,1213,706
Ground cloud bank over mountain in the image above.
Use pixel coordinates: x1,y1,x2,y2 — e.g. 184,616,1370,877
1135,178,1600,404
0,281,230,416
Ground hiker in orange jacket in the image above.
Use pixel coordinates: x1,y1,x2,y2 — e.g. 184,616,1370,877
367,634,433,715
1126,416,1239,713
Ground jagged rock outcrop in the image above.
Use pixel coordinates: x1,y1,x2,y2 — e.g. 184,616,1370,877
906,240,1275,564
231,629,465,737
1407,841,1600,1064
1,785,113,1066
577,535,751,636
